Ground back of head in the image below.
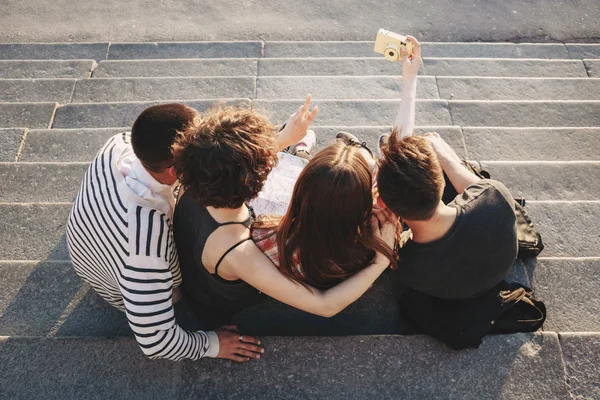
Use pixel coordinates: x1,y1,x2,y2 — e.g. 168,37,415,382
276,141,396,288
131,103,199,172
173,106,279,209
377,134,445,221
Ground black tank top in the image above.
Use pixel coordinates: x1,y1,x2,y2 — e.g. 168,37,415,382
173,191,263,311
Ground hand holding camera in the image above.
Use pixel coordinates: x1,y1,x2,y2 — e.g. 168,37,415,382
374,29,421,81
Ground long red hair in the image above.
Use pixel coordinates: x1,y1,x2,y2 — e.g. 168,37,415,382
257,141,397,288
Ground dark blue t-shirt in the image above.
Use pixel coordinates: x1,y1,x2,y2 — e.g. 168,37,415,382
395,179,518,299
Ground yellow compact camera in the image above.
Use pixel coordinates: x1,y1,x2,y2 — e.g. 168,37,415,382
374,29,414,62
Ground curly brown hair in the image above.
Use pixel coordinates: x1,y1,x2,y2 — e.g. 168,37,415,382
173,106,279,209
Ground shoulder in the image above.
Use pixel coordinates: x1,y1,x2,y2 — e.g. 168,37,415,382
454,179,514,208
127,205,172,258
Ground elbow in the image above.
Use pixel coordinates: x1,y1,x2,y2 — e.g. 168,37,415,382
318,305,342,318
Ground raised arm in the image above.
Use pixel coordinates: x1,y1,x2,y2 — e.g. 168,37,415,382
222,210,396,317
423,132,480,194
392,35,421,138
277,95,318,151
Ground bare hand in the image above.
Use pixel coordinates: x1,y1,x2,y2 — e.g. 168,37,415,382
401,35,421,80
278,95,319,149
371,208,396,250
215,325,264,363
422,132,462,166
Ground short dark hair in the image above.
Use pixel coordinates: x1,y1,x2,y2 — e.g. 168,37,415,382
377,134,444,220
131,103,199,172
173,106,279,209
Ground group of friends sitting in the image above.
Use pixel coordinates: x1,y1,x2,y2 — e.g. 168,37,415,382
66,36,544,363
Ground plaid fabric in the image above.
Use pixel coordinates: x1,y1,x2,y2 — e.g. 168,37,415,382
252,227,304,277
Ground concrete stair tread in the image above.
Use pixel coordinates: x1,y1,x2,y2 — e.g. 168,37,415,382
0,333,575,400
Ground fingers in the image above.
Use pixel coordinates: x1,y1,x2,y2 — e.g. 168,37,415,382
228,354,251,363
306,105,318,123
239,334,261,345
236,347,263,359
301,94,312,115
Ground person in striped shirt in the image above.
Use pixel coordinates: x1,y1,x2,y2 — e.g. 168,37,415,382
66,104,263,362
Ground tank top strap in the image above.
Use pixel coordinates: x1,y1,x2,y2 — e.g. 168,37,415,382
214,236,253,277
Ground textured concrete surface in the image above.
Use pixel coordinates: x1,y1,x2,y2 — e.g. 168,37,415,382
438,77,600,100
463,128,600,161
0,163,87,202
0,43,109,60
253,99,452,126
449,101,600,127
0,261,84,336
0,103,57,129
0,204,71,260
527,202,600,257
93,59,258,78
19,128,124,162
0,128,25,162
0,60,95,79
533,259,600,332
0,79,75,103
72,77,256,102
255,76,439,99
264,42,573,59
482,162,600,200
2,0,600,43
53,99,251,128
108,42,263,60
560,333,600,400
0,333,570,400
258,58,589,77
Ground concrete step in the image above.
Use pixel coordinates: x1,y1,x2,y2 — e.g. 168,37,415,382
0,102,56,129
52,99,250,129
0,60,95,79
0,79,75,103
15,127,600,164
107,42,263,60
0,163,87,203
18,128,124,162
3,162,599,203
4,42,599,62
566,44,600,59
1,202,598,261
91,58,589,78
437,77,600,101
481,162,600,201
0,128,25,162
0,333,573,400
584,59,600,77
71,77,256,102
255,76,439,100
263,42,572,59
527,202,600,257
93,59,258,78
533,258,600,332
1,76,598,105
448,101,600,127
559,333,600,400
258,58,589,77
17,126,465,162
0,43,109,60
463,127,600,161
253,99,451,126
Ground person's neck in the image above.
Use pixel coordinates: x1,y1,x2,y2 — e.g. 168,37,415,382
147,169,173,186
404,202,458,243
207,204,249,224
